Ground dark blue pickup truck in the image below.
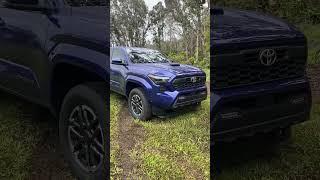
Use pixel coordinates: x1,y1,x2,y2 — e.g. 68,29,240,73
211,8,311,142
110,47,207,120
0,0,108,179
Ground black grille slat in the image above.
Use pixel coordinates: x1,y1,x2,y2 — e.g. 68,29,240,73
173,76,206,90
212,47,306,89
174,90,207,108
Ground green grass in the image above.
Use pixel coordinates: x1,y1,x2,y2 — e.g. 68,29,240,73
0,97,40,179
217,103,320,180
300,24,320,64
136,98,210,179
204,68,210,82
110,94,123,178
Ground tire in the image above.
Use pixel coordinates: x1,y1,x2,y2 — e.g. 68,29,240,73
128,88,152,120
59,83,108,180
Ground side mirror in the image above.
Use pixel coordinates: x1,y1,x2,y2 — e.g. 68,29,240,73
4,0,49,11
212,8,224,15
112,59,127,66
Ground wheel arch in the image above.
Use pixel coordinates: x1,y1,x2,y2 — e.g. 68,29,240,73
50,59,106,115
125,76,152,100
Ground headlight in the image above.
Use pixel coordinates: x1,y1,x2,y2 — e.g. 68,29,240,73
148,74,170,85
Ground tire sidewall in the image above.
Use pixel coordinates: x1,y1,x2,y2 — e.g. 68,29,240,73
128,88,151,120
59,84,107,180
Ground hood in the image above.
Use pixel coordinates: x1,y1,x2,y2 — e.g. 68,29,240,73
211,8,303,42
130,63,204,77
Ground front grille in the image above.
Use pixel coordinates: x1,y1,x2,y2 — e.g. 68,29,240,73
212,47,306,89
174,90,207,108
172,76,206,90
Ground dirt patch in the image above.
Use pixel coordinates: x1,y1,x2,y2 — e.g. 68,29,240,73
20,106,74,180
116,101,146,179
27,127,74,179
307,64,320,103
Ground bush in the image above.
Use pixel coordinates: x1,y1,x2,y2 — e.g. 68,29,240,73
214,0,320,24
167,52,209,69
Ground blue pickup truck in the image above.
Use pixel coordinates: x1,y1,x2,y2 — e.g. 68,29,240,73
110,47,207,120
0,0,108,179
211,8,312,142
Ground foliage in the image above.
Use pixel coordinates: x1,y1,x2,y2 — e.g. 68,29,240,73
111,0,210,69
111,0,150,47
214,0,320,24
300,24,320,64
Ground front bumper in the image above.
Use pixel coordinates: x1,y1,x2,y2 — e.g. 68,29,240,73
151,85,207,110
211,77,312,142
214,112,309,142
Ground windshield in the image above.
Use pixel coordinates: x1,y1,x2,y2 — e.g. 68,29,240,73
129,51,171,64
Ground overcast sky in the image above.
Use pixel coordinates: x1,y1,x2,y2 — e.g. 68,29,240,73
145,0,164,10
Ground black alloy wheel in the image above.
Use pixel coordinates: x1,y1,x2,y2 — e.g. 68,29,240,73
67,104,104,172
128,88,152,120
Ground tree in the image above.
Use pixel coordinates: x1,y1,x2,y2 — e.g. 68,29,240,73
149,2,166,50
111,0,210,68
111,0,150,46
165,0,208,64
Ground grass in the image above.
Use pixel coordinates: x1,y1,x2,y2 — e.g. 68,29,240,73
0,92,74,179
217,103,320,180
110,94,123,178
110,69,210,179
300,24,320,64
204,68,210,82
0,95,40,179
136,97,210,179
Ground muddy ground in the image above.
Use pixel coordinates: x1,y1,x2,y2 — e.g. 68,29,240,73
115,101,146,179
24,107,74,180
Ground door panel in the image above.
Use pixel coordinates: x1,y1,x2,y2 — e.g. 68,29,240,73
111,64,128,95
110,49,121,92
0,3,48,101
110,48,127,95
117,63,128,94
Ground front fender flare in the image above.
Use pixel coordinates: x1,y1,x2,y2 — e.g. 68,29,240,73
126,75,153,101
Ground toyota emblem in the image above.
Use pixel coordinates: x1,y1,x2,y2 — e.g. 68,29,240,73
260,49,277,66
190,77,197,83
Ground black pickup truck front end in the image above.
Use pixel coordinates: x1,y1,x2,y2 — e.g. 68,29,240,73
211,8,312,142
